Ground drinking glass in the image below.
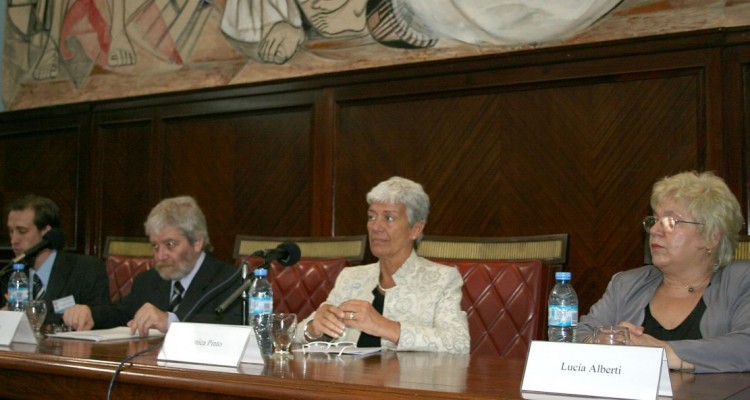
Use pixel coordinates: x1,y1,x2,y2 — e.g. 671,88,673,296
593,325,629,345
24,300,48,337
271,313,297,360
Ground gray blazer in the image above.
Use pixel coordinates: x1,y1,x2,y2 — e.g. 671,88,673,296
577,261,750,373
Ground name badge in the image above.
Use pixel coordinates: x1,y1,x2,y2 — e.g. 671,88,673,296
521,341,672,400
53,295,76,314
0,311,38,346
157,322,253,367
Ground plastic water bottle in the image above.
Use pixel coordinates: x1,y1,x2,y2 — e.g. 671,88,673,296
249,268,273,358
548,271,578,342
7,263,29,311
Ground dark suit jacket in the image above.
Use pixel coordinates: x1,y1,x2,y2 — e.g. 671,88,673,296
0,251,110,326
90,253,242,329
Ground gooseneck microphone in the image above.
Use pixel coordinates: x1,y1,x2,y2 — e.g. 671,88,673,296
214,242,302,314
0,228,65,275
252,241,302,266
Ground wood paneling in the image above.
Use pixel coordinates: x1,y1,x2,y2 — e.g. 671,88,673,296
0,28,747,314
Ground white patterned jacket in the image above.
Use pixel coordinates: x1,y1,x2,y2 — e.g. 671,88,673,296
297,250,470,354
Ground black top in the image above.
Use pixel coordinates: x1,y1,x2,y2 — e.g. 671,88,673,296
643,297,706,341
356,287,385,347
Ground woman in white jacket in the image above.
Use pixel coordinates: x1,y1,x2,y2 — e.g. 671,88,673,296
297,176,470,354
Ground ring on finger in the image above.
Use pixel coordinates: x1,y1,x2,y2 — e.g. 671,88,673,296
348,311,355,320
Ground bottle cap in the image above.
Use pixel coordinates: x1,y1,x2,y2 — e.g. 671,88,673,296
254,268,268,277
12,263,24,271
555,271,571,281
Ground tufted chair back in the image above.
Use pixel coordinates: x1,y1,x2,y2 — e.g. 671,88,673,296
435,259,552,357
103,237,153,302
245,258,348,320
234,235,367,320
417,234,568,356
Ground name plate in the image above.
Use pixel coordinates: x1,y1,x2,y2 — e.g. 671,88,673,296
521,341,672,400
0,311,37,346
157,322,253,367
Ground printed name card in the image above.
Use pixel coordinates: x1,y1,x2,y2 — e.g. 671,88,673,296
0,311,37,346
158,322,254,367
521,341,672,400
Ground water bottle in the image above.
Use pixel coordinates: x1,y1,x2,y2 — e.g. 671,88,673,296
548,271,578,342
7,263,29,311
249,268,273,358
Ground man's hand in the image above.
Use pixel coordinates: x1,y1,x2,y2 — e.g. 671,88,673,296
63,305,95,331
127,303,169,336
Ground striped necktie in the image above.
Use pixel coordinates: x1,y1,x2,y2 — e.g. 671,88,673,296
169,281,184,312
32,274,45,300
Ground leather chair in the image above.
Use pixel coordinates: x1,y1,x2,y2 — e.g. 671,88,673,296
103,236,153,301
234,235,367,319
437,259,552,357
417,234,568,356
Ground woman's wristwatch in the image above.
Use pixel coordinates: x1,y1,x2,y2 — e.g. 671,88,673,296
303,319,324,342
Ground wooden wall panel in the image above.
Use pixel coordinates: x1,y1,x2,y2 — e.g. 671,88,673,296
92,121,152,254
0,122,86,255
335,67,703,312
159,109,314,260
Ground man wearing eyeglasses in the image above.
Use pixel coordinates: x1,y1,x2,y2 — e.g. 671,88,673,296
63,196,243,335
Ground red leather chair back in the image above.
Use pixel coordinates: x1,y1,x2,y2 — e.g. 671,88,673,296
434,259,552,357
106,255,153,302
246,258,348,320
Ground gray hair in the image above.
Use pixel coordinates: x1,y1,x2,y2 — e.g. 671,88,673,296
144,196,213,252
651,171,744,269
366,176,430,227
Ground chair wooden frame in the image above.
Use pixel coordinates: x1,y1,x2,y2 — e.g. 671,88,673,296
103,236,153,258
734,235,750,261
233,235,367,265
416,233,569,270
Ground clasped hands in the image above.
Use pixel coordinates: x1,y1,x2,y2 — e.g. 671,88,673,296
307,300,400,344
62,302,170,336
603,321,688,371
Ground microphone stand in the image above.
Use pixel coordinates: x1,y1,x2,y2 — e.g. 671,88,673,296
240,261,249,326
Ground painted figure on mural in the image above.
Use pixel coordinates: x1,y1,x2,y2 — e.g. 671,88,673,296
3,0,624,108
220,0,371,64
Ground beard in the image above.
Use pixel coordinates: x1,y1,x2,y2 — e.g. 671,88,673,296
155,259,193,281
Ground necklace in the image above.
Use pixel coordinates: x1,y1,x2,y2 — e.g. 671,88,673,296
665,274,712,293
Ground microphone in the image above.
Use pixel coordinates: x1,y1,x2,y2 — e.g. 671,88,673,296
0,228,65,276
12,228,65,264
214,242,302,314
251,242,301,266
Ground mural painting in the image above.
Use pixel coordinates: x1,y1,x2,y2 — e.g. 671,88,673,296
2,1,637,110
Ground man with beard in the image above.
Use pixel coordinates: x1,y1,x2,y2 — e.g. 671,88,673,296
63,196,242,335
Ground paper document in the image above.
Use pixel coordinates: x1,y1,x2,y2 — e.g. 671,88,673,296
47,326,165,342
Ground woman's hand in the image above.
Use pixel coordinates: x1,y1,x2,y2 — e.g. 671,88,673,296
339,299,401,344
307,303,347,339
617,321,691,371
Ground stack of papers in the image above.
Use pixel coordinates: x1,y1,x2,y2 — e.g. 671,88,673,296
46,327,165,342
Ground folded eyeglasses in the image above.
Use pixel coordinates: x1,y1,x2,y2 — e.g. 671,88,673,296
301,341,357,356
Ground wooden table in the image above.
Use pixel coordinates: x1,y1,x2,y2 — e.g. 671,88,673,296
0,337,748,399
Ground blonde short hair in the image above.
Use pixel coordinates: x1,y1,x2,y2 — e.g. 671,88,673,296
651,171,744,268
